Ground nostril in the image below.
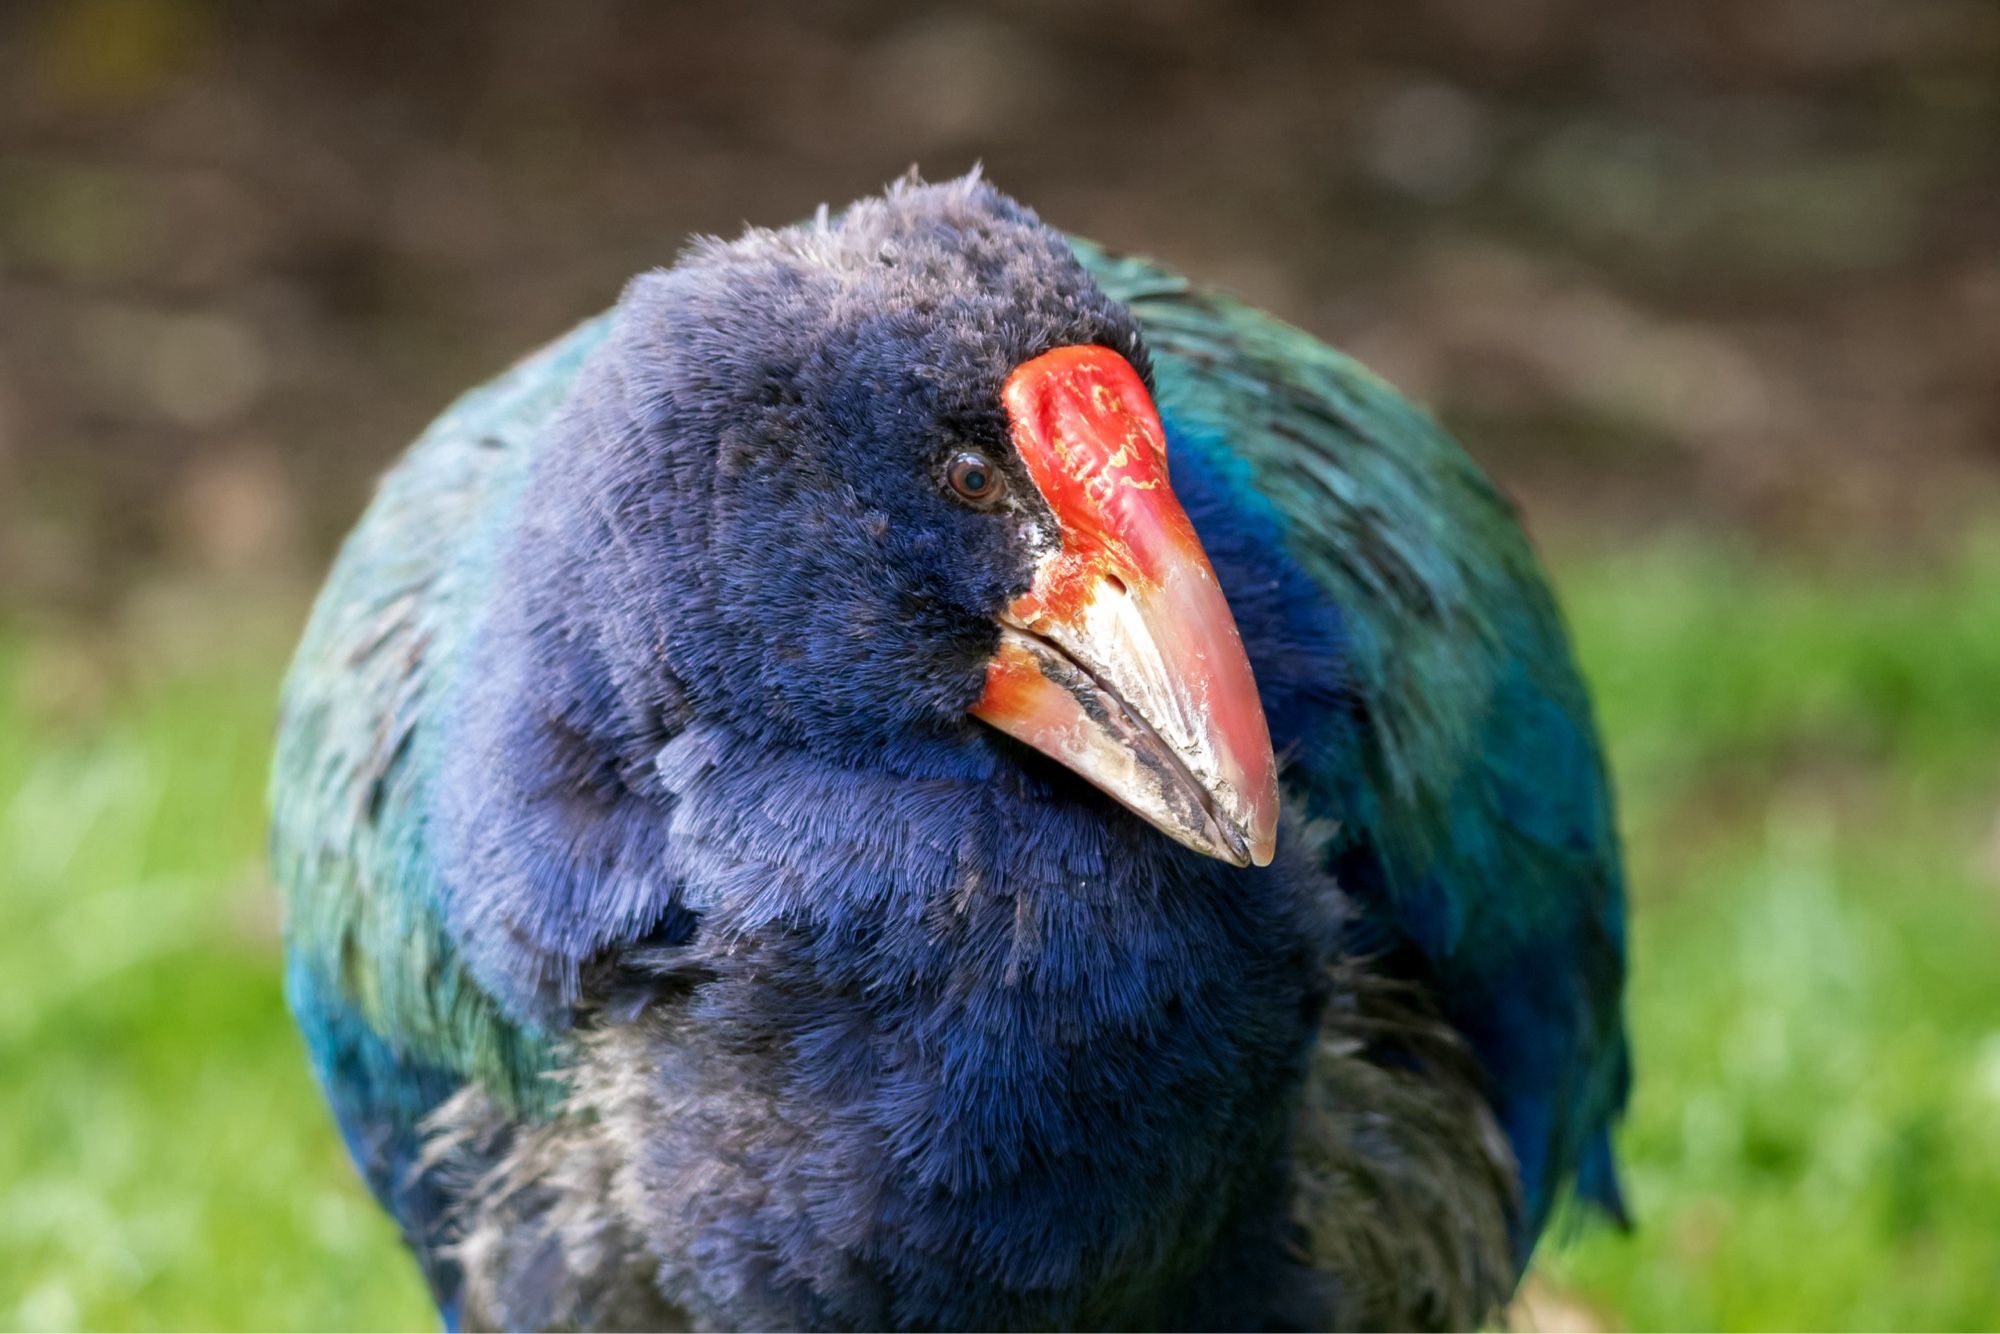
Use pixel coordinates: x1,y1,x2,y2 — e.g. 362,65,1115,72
1103,572,1129,599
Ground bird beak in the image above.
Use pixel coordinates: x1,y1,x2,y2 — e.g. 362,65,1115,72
971,345,1279,867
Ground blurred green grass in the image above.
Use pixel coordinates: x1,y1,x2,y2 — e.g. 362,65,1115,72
0,608,435,1331
3,535,1999,1331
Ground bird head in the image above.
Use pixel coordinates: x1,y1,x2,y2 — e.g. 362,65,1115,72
536,175,1277,867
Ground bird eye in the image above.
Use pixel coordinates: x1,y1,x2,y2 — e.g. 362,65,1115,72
946,451,1005,507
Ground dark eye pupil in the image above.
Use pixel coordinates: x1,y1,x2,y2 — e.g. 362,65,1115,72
962,467,988,492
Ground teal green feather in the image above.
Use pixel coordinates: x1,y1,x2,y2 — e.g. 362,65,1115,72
1075,240,1629,1234
271,317,616,1118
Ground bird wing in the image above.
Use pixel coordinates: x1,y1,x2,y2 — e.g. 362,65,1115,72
269,315,616,1302
1076,241,1630,1238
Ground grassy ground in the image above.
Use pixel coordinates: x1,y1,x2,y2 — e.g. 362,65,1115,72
3,535,1998,1331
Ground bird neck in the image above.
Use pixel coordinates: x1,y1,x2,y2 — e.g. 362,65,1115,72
631,722,1332,1325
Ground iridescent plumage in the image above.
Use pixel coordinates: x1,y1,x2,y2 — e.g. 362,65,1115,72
272,177,1627,1330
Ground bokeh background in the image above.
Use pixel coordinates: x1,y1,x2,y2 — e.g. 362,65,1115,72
4,1,1999,1328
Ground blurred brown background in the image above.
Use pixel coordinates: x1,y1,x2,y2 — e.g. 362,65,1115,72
4,0,1997,616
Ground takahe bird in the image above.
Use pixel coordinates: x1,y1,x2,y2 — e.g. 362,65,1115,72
272,174,1628,1332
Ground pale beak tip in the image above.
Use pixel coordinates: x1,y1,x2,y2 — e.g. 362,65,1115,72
1242,775,1279,867
1244,809,1278,868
